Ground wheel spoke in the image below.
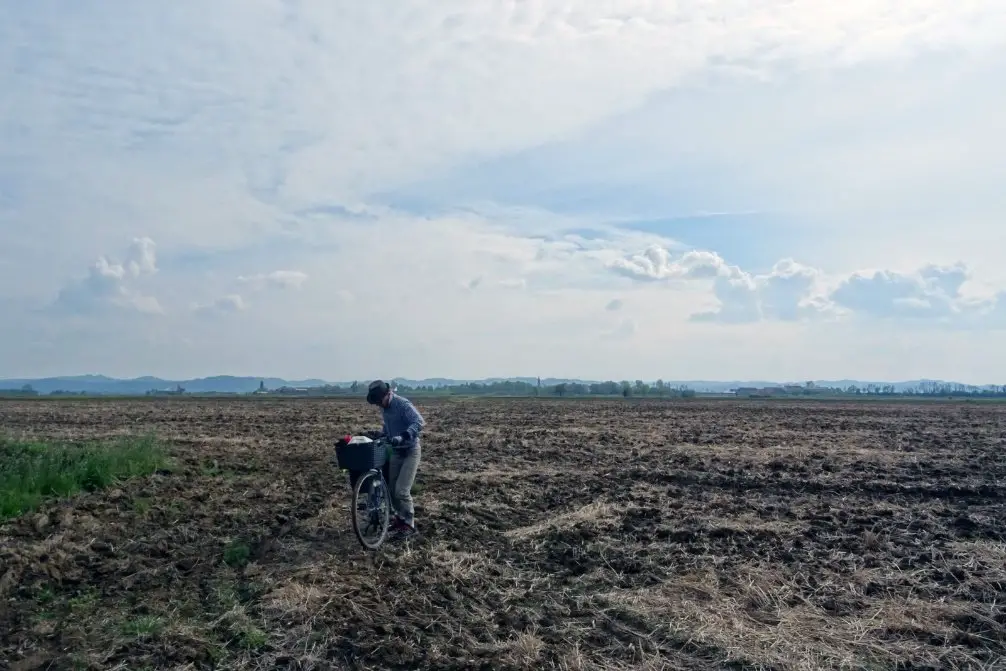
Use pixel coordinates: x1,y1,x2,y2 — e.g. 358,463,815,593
352,470,389,550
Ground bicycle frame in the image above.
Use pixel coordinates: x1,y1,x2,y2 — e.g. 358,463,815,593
345,437,394,550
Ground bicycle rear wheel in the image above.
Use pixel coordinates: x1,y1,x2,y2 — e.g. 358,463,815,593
351,469,390,550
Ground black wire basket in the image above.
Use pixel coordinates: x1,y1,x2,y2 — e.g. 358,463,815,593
334,439,388,472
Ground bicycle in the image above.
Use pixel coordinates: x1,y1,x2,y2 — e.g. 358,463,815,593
333,435,393,550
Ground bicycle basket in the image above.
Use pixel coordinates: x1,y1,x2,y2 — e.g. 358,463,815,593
335,439,388,472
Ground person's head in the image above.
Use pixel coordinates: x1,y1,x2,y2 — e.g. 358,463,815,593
366,379,392,408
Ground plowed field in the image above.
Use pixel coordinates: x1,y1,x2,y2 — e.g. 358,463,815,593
2,398,1005,670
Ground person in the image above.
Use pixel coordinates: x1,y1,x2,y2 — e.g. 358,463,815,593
366,379,425,538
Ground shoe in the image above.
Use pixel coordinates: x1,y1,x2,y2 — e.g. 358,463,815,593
390,518,416,539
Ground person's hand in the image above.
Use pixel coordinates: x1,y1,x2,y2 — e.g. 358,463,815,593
390,435,404,446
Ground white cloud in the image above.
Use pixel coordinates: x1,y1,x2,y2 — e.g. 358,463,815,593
608,245,698,281
3,3,1006,381
609,246,831,323
237,270,308,291
692,273,763,324
829,263,986,321
608,245,1003,327
125,237,157,276
758,260,828,322
498,278,526,290
193,294,246,317
51,238,162,315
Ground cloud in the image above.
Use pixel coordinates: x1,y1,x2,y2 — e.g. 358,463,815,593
125,237,157,276
237,270,308,290
464,276,526,291
193,294,245,317
4,3,1006,381
692,272,762,324
829,263,980,320
697,259,831,324
605,298,623,311
759,260,826,321
609,245,699,281
498,278,526,290
609,245,830,323
51,238,162,315
607,244,1001,326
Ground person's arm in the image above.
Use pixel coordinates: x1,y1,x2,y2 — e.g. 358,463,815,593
399,401,425,443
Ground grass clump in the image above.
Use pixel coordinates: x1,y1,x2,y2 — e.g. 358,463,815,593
238,626,268,650
121,615,164,638
223,540,251,568
0,434,167,520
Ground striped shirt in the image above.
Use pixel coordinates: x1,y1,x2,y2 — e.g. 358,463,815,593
382,393,425,448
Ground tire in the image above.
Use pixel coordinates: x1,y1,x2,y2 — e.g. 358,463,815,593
351,468,390,550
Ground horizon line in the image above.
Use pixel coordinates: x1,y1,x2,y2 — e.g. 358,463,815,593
1,373,1002,387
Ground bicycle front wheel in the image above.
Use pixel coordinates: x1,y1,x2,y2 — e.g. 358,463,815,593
351,469,390,550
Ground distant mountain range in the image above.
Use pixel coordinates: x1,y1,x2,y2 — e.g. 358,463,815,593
0,374,999,395
0,375,327,395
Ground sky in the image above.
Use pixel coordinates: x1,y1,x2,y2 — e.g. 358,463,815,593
2,1,1006,383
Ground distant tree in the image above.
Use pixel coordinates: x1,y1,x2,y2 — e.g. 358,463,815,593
654,379,666,397
554,383,567,397
589,381,620,395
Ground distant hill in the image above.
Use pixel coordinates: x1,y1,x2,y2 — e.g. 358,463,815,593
0,374,1000,396
0,375,327,395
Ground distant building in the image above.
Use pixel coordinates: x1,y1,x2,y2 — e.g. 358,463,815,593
734,386,791,397
276,386,310,396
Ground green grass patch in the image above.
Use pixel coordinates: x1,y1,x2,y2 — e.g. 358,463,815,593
68,587,101,611
0,434,168,520
223,540,251,568
121,615,164,638
238,625,268,650
33,584,56,605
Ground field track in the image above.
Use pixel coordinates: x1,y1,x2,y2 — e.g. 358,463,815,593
2,397,1005,670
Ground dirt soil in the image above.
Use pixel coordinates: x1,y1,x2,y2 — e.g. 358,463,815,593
1,397,1005,670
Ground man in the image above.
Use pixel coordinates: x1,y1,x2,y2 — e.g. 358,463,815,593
366,379,425,538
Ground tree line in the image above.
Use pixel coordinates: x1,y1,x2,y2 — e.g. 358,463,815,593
5,379,1006,399
840,382,1006,397
333,379,696,398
